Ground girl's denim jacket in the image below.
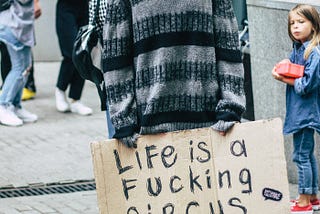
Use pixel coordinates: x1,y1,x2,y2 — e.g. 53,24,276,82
283,41,320,134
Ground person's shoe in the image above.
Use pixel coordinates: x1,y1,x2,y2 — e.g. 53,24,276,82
14,107,38,123
291,199,320,211
291,202,313,214
22,88,36,101
70,101,93,116
0,105,23,126
55,88,70,112
310,199,320,211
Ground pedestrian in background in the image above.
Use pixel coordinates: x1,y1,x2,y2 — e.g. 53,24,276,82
0,0,38,126
0,0,42,101
272,4,320,214
103,0,246,147
55,0,92,116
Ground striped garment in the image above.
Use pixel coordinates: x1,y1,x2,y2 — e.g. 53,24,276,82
102,0,246,144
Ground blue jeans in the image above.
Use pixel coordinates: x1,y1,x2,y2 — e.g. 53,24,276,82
0,43,31,108
106,102,115,139
293,128,318,195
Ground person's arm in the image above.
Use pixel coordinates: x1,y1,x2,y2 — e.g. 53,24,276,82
293,51,320,95
102,0,139,148
272,51,320,91
211,0,246,136
272,68,295,86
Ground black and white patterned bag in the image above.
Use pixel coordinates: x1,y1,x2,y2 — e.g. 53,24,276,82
88,0,107,36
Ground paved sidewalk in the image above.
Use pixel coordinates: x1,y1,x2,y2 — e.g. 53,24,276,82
0,62,316,213
0,62,104,213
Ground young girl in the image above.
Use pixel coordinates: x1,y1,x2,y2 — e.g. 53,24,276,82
272,4,320,214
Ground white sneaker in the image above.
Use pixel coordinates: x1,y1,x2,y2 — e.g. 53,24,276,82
14,107,38,123
70,101,93,116
0,105,23,126
55,88,70,112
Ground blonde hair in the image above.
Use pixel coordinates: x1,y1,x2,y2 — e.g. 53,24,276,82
288,4,320,59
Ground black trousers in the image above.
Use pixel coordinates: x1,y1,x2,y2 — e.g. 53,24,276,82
55,0,88,100
0,42,36,92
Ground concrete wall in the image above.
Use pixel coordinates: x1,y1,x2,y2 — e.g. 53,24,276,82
247,0,320,183
33,0,61,62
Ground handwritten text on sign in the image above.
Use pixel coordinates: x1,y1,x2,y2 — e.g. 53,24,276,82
92,120,290,214
113,139,254,213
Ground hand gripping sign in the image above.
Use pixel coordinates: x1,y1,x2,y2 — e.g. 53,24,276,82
91,118,290,214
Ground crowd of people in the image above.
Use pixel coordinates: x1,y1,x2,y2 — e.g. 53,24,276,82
1,1,320,213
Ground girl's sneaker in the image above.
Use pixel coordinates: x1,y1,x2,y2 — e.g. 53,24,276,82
310,199,320,211
291,202,313,214
291,199,320,211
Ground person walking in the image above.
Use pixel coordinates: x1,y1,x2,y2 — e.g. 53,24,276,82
0,0,38,126
55,0,92,116
0,0,41,101
102,0,246,147
272,4,320,214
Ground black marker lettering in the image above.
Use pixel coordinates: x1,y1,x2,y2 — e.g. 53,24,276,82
230,140,247,157
197,142,211,163
239,168,252,194
127,207,139,214
170,175,183,193
206,169,212,189
186,201,199,214
146,145,158,169
189,166,202,193
218,200,224,214
114,149,133,175
147,177,162,196
163,203,175,214
161,145,177,168
218,170,231,189
135,151,142,170
122,178,137,200
229,197,247,214
189,140,194,163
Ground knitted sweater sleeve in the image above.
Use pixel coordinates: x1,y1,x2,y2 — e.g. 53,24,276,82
212,0,246,125
103,0,139,145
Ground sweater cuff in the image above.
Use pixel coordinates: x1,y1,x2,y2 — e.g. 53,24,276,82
119,133,139,148
211,120,235,132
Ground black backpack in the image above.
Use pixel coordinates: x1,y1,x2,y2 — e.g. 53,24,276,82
0,0,11,12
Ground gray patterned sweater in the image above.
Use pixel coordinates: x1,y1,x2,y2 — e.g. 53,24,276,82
103,0,246,146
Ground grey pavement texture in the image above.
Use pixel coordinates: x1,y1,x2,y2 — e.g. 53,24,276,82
0,62,315,213
0,62,103,213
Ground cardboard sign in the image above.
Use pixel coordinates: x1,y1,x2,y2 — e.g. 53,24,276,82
91,118,290,214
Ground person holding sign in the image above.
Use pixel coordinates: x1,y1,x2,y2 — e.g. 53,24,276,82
102,0,246,148
272,4,320,214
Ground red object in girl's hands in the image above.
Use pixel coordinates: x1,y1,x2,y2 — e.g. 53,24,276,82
275,62,304,78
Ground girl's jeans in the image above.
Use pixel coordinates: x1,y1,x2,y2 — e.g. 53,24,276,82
293,128,318,195
0,44,31,108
